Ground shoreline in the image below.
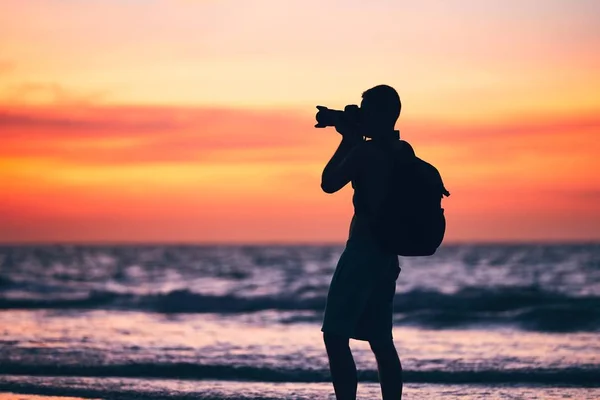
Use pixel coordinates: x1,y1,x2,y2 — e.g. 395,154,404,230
2,378,600,400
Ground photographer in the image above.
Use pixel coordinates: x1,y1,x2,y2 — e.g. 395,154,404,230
317,84,404,400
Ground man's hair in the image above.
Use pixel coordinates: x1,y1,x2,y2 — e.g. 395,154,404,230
361,84,401,126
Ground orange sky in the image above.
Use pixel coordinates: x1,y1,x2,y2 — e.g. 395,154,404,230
1,0,599,243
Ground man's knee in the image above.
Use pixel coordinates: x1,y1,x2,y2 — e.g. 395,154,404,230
369,338,396,355
323,332,349,350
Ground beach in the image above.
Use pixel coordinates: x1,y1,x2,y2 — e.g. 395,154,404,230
1,381,599,399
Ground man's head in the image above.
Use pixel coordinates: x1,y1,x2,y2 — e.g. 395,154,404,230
359,84,401,138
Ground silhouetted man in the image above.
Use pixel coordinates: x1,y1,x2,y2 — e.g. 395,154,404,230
320,84,403,399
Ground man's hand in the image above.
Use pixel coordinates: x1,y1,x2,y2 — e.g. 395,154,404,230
321,138,364,194
334,105,363,144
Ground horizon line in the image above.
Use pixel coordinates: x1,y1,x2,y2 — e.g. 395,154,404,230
1,239,599,247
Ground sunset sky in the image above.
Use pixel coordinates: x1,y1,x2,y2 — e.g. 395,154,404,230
1,0,599,244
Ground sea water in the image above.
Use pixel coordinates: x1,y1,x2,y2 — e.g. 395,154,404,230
0,244,599,399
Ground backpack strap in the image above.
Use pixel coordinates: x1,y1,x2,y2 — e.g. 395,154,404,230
367,137,406,220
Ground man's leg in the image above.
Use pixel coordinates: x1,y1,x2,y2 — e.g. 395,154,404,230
323,332,357,400
369,338,403,400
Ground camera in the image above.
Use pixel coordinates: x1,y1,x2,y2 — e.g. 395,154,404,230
314,104,361,129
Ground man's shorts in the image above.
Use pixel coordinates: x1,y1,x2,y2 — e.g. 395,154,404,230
321,241,400,342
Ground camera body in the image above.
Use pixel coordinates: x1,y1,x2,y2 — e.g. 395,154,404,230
315,104,361,132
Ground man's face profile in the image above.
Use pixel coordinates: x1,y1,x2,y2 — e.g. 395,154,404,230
359,98,380,138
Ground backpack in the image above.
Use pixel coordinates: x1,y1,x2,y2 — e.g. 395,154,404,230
369,140,450,256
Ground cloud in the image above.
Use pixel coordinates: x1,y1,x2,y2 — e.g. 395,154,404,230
0,106,176,132
0,105,323,165
1,82,110,105
0,60,15,74
572,189,600,202
1,104,599,170
403,113,600,143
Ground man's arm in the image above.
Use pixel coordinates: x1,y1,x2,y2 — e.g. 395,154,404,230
321,136,363,194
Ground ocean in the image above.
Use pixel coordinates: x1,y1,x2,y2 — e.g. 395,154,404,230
0,243,599,399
